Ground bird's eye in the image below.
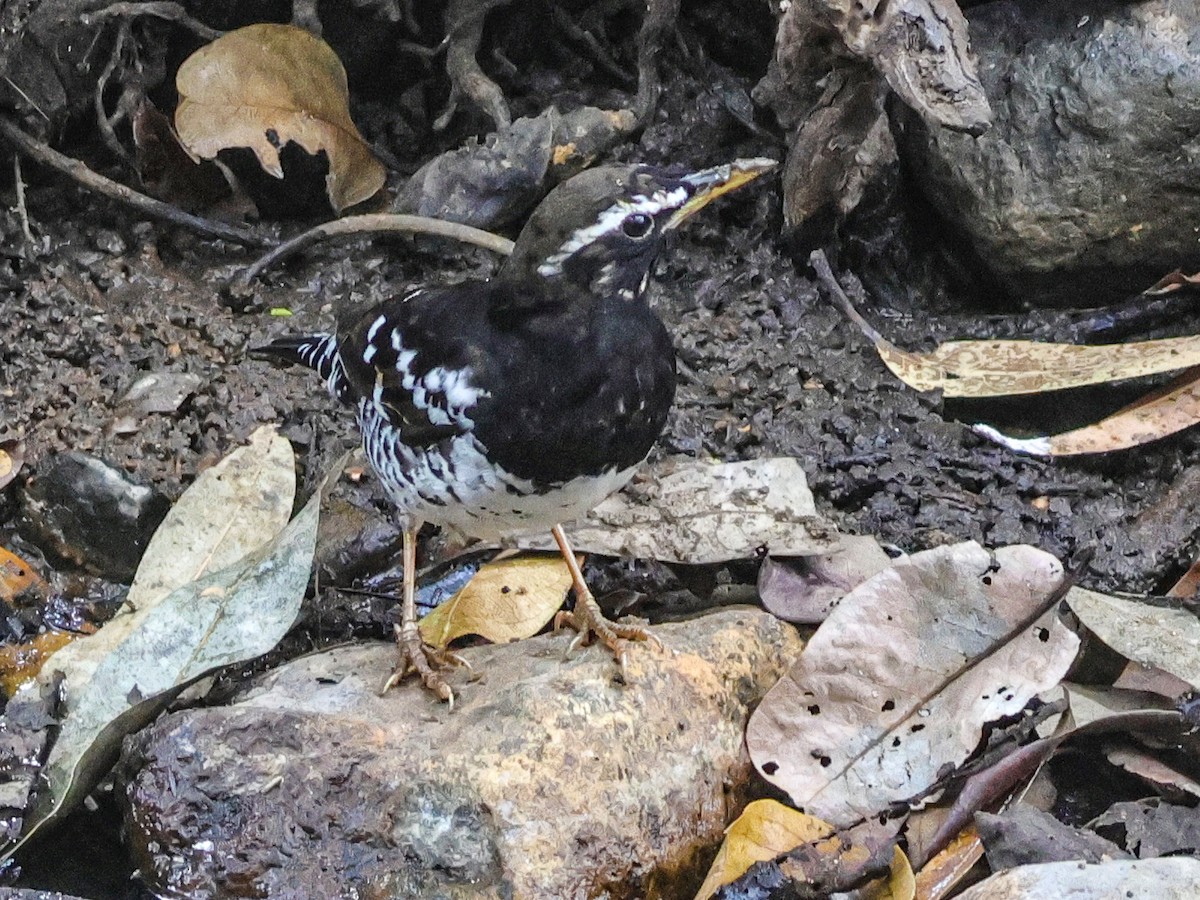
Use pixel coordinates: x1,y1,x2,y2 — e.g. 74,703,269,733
622,213,654,239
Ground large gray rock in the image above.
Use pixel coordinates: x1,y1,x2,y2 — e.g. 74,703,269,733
119,609,803,899
903,0,1200,305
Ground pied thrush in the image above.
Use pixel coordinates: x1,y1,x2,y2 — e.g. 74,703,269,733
255,158,775,704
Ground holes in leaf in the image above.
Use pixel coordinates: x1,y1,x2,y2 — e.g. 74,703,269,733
1035,626,1050,642
911,723,926,733
881,699,895,712
762,761,779,775
981,575,993,585
807,704,821,715
810,751,832,767
891,737,901,748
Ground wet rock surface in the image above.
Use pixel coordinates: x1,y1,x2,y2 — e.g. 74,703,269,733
119,609,802,899
904,0,1200,305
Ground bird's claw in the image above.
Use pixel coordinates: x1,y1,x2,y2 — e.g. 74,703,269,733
554,591,662,681
381,623,468,708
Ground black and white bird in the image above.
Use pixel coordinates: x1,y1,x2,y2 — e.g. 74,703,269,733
255,158,775,704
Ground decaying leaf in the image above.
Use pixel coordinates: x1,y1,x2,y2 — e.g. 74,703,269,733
878,336,1200,399
517,457,840,564
1066,588,1200,690
419,555,573,649
954,857,1200,899
694,800,833,900
1093,798,1200,858
0,545,47,604
975,366,1200,457
0,631,75,697
859,846,916,900
747,542,1077,825
976,805,1129,870
176,23,386,214
758,536,893,625
2,427,314,857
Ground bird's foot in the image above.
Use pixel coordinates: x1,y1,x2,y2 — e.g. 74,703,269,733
381,622,470,708
554,590,663,680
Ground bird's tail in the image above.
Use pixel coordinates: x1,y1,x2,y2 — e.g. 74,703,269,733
251,333,352,403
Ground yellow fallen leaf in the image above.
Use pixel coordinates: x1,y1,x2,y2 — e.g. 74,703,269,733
175,23,386,213
0,631,77,697
975,365,1200,456
0,545,47,603
875,335,1200,398
419,555,574,648
859,846,916,900
694,800,834,900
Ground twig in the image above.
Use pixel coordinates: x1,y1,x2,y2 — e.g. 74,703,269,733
809,248,887,344
80,1,222,41
1,75,50,124
0,115,269,247
12,155,34,245
230,213,514,294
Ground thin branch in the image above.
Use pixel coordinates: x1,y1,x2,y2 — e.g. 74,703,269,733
0,115,270,248
229,213,514,294
12,155,34,245
80,1,222,41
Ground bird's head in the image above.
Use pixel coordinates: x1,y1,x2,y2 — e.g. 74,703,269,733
502,158,776,302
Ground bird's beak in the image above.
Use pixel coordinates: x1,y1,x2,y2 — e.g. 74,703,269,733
665,157,777,230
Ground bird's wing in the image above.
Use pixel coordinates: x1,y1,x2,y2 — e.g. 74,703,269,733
338,290,488,448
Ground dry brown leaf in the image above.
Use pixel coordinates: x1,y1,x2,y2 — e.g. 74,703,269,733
694,800,834,900
1104,743,1200,801
419,555,573,649
975,366,1200,456
0,631,76,697
879,337,1200,398
747,542,1076,826
1144,269,1200,296
758,536,894,625
1066,589,1200,690
913,825,984,900
0,545,47,604
175,23,386,213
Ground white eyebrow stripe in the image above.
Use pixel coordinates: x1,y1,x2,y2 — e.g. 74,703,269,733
536,187,688,276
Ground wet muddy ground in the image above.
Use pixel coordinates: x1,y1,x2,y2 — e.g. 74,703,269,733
3,47,1200,610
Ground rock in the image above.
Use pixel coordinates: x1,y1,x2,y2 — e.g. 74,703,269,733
119,609,803,899
902,0,1200,305
955,857,1200,900
18,453,170,582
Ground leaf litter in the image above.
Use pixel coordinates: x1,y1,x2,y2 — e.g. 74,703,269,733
1,426,321,857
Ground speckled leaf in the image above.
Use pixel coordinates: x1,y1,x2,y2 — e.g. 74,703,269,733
975,367,1200,457
420,555,573,648
1066,588,1200,689
176,24,385,213
747,542,1076,826
517,457,840,564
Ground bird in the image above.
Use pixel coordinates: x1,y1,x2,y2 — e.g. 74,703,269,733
255,157,775,705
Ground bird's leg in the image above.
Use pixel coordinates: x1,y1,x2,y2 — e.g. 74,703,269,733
550,523,662,679
381,526,461,705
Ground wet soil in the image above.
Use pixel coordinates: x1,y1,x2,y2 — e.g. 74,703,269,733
2,46,1199,609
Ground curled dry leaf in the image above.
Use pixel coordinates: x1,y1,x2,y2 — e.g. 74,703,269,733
1093,799,1200,858
694,799,833,900
517,457,840,565
911,824,984,900
747,542,1076,826
1104,743,1200,802
176,24,386,214
1066,589,1200,690
419,555,573,649
975,366,1200,457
